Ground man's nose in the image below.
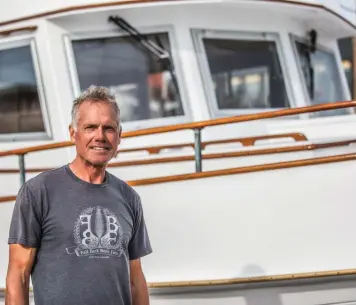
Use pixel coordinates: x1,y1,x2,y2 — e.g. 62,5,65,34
94,126,106,141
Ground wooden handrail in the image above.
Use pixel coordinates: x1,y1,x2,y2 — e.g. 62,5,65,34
0,101,354,158
0,132,307,174
115,132,307,155
1,150,356,203
147,268,356,288
0,196,16,203
1,101,355,186
121,101,356,138
0,268,355,292
0,137,354,175
0,141,73,157
127,151,356,186
109,138,356,167
0,26,37,36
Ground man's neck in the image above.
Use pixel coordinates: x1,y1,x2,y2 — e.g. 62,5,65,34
69,157,107,184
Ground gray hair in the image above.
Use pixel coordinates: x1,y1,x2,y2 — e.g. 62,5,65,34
71,85,121,130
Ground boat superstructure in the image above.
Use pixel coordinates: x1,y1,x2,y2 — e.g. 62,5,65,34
1,0,356,304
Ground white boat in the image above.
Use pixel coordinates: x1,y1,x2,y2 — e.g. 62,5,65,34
1,0,356,304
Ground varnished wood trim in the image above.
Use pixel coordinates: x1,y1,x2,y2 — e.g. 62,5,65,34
0,168,51,174
0,141,73,157
148,268,356,288
0,101,355,158
122,101,356,138
115,132,307,155
0,138,354,174
0,26,37,36
0,268,355,292
1,150,355,203
0,0,355,31
233,132,307,146
0,195,16,203
127,152,356,186
0,132,306,163
267,0,356,30
0,0,151,26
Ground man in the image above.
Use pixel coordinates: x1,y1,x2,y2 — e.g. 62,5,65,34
5,85,152,305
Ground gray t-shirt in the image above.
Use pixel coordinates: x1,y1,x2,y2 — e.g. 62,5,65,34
8,164,152,305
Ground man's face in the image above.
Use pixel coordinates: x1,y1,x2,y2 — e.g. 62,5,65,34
69,100,121,167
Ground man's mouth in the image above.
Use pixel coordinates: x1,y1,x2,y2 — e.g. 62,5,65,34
90,146,110,151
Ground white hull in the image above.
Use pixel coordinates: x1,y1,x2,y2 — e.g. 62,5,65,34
1,277,356,305
1,143,356,303
1,277,356,304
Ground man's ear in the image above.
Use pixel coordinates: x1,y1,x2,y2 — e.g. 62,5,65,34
119,124,122,136
69,124,76,143
117,125,122,145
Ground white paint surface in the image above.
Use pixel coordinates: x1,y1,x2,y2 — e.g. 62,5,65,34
0,0,356,28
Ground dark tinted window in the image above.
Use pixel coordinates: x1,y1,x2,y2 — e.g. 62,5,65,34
338,38,353,98
72,33,184,122
295,41,347,116
203,38,290,110
0,45,45,134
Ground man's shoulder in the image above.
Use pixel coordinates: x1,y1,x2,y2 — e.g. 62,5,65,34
108,172,141,203
24,165,67,190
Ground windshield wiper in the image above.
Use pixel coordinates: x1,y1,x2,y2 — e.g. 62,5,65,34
306,29,317,100
108,16,181,116
109,16,169,63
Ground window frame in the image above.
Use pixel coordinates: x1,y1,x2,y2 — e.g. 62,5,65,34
64,25,191,131
191,29,294,118
290,33,352,117
0,36,51,141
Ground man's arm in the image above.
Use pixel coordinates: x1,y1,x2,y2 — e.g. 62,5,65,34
130,258,150,305
5,244,37,305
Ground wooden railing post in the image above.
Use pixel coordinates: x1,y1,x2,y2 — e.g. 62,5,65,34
194,128,202,172
18,154,26,186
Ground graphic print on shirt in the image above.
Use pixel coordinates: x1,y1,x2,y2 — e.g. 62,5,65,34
65,206,124,258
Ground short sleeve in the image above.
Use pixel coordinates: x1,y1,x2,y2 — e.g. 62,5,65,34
128,193,152,260
8,183,42,248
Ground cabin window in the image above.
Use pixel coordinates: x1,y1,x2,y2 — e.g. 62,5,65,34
193,30,291,116
294,39,348,117
338,38,354,99
69,31,185,126
0,41,47,137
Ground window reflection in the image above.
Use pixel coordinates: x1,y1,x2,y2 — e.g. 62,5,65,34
72,33,184,123
203,38,290,110
295,41,347,117
338,37,353,98
0,45,45,134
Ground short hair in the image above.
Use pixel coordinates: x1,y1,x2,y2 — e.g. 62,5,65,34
71,85,120,130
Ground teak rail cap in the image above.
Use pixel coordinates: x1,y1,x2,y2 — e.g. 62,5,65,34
0,101,355,158
0,0,355,31
0,26,37,36
122,100,356,137
0,268,355,292
148,268,356,288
